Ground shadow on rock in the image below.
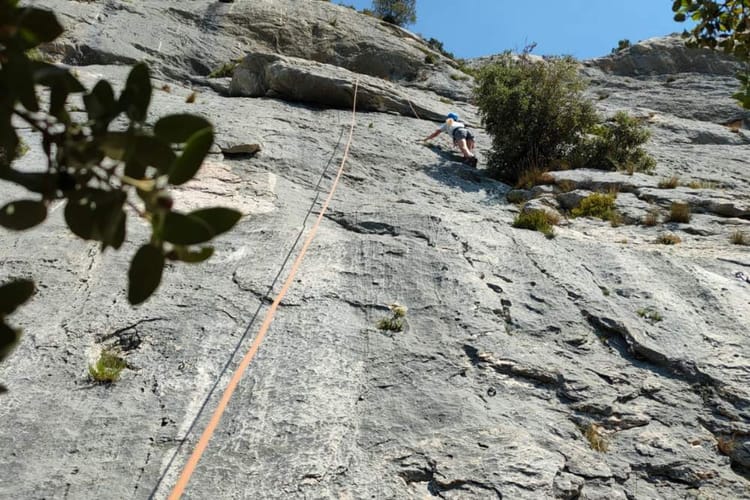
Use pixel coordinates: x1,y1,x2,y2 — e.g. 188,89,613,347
422,145,510,204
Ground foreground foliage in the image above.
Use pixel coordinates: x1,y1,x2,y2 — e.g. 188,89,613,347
0,1,241,389
673,0,750,108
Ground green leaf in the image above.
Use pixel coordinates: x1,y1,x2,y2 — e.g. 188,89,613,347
6,52,38,112
162,211,213,245
120,63,151,122
188,207,242,237
0,169,50,194
168,127,213,185
128,244,164,305
154,114,212,143
63,189,126,246
0,322,21,363
16,7,63,47
64,197,95,239
0,120,19,167
168,246,214,263
0,199,47,230
32,63,85,93
100,132,130,161
133,135,176,173
84,80,116,123
0,279,34,316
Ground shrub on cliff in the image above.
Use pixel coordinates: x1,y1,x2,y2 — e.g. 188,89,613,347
372,0,416,26
474,55,597,183
474,54,654,183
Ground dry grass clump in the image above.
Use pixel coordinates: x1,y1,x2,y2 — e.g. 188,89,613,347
377,303,408,332
583,423,609,452
685,180,719,189
557,179,576,193
668,202,691,223
730,230,748,245
658,176,680,189
656,233,682,245
515,168,555,189
642,208,661,227
716,435,737,456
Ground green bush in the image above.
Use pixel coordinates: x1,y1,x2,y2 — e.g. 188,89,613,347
512,209,559,238
475,55,655,183
571,193,618,221
372,0,416,26
426,37,454,60
573,112,655,173
474,55,598,183
611,39,631,54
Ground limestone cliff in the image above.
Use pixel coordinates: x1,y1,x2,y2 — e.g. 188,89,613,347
1,2,749,499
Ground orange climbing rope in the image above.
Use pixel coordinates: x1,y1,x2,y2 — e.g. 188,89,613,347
167,78,360,499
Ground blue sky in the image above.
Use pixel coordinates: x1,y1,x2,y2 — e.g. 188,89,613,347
333,0,691,60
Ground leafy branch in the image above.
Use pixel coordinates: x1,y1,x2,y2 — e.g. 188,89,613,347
0,1,242,390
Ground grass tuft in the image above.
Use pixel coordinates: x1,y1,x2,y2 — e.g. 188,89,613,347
637,307,663,322
642,208,660,227
512,210,558,238
668,202,691,223
656,233,681,245
584,424,609,452
730,230,748,245
377,317,404,332
89,350,127,384
658,176,680,189
571,192,620,224
208,60,240,78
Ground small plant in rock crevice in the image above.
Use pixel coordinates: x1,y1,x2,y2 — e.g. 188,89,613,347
642,208,661,227
89,350,127,384
571,193,619,224
583,423,609,452
656,233,682,245
637,307,663,323
730,230,748,245
668,202,691,223
377,303,408,332
658,176,680,189
512,210,559,238
208,60,241,78
716,435,737,456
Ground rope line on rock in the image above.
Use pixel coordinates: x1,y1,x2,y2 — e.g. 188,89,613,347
146,124,346,500
166,77,360,499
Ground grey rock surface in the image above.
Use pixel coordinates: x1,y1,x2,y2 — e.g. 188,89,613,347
29,0,471,100
589,35,742,76
1,3,750,500
229,52,461,122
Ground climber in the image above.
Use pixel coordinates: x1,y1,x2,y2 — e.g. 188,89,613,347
422,112,478,167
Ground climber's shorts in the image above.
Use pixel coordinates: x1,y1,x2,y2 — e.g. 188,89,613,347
452,127,474,142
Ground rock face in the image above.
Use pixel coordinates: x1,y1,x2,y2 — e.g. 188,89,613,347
32,0,471,100
589,34,742,76
229,52,458,121
2,4,750,500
